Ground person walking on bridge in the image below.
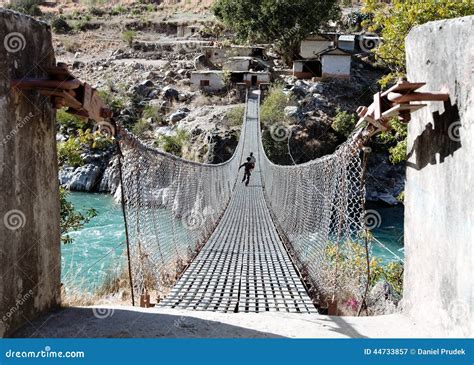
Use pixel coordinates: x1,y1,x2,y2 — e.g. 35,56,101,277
239,157,253,186
248,152,256,170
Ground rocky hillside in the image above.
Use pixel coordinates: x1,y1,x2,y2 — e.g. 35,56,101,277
31,0,404,206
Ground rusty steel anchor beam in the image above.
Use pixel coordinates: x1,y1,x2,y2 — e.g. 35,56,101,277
353,78,450,144
11,62,114,127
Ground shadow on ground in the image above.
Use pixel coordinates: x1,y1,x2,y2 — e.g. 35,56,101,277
11,307,285,338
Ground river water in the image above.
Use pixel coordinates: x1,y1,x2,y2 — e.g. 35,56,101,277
63,193,404,292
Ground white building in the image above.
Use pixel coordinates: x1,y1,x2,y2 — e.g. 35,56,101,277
300,35,334,59
177,24,202,38
202,46,266,66
223,57,252,72
338,35,355,52
241,72,271,87
190,71,226,91
191,70,270,91
320,48,352,79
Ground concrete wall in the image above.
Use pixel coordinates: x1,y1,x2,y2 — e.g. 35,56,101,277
404,15,473,337
223,58,250,72
300,39,332,58
190,72,226,91
243,72,270,85
321,54,351,78
0,10,60,337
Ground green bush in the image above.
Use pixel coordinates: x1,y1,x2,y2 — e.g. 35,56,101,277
332,108,357,137
77,129,113,150
226,105,245,127
60,187,97,244
377,118,407,164
51,16,72,34
156,129,189,157
324,241,404,297
97,90,126,113
122,30,137,47
89,7,105,17
8,0,42,16
131,119,152,138
141,105,161,121
73,19,90,32
57,109,90,133
260,85,295,163
58,138,84,168
57,129,113,167
260,84,294,127
112,5,127,15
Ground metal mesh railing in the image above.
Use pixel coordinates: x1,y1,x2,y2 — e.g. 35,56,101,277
117,103,247,301
256,94,367,302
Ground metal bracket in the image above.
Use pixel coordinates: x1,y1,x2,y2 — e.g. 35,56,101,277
11,62,114,126
354,78,449,142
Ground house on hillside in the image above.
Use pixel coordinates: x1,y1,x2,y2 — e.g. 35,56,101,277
190,71,226,91
202,45,267,66
338,34,355,52
176,23,202,38
191,70,271,91
294,32,355,79
223,56,270,72
320,48,352,78
299,34,336,59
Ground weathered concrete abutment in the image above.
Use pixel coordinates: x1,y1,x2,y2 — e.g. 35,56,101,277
0,9,60,337
404,16,473,337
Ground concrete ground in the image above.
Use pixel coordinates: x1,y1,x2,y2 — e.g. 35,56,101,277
12,305,440,338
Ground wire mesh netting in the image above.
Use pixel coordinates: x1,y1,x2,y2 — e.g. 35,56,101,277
118,91,367,307
117,105,247,301
256,94,367,305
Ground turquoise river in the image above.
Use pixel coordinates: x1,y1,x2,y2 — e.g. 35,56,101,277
63,192,405,293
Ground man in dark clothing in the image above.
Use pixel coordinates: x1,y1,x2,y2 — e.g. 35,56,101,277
239,157,253,186
248,152,256,169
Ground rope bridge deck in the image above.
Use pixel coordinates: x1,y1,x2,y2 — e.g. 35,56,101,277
119,90,365,313
159,93,315,313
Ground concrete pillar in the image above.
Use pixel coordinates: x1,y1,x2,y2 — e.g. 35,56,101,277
404,16,473,337
0,10,60,337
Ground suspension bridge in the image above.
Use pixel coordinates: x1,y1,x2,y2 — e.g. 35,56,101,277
118,90,366,313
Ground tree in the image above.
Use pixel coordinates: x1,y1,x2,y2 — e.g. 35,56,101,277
60,188,97,244
362,0,474,164
212,0,340,64
362,0,474,86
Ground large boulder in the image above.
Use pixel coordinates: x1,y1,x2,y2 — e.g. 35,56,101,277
162,86,179,101
65,164,102,191
169,111,188,123
99,156,120,194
